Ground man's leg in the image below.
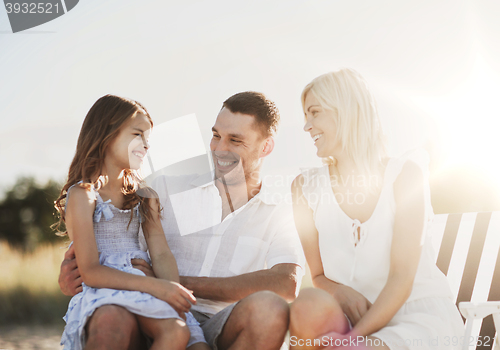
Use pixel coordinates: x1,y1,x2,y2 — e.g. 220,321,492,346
85,305,147,350
217,290,289,350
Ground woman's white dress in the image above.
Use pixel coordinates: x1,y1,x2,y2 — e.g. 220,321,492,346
60,185,206,349
300,149,464,350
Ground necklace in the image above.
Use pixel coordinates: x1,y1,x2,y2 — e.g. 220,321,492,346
220,176,235,213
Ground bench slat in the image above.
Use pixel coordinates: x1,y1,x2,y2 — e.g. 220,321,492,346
437,213,462,275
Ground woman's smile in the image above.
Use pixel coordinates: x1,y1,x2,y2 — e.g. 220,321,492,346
312,133,323,143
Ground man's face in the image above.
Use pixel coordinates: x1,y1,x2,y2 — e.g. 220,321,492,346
210,107,267,186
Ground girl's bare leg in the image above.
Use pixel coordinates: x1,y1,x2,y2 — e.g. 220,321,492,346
84,305,146,350
136,316,189,350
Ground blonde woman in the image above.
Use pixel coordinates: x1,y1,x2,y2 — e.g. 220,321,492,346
289,69,463,349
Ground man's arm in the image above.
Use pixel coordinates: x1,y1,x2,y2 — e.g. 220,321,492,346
179,263,300,303
59,244,83,296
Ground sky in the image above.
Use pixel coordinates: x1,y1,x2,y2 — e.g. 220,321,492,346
1,0,500,202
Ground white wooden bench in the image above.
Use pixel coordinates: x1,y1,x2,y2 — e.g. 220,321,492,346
431,212,500,350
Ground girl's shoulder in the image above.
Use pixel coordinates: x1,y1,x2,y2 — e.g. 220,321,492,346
65,182,97,209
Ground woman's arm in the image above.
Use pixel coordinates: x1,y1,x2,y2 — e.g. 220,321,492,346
350,160,426,337
141,198,180,283
291,175,372,324
66,187,195,314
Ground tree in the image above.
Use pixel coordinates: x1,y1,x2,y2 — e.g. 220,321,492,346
0,177,66,251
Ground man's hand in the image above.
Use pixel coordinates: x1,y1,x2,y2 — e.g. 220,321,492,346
59,244,83,296
334,284,372,326
131,259,156,277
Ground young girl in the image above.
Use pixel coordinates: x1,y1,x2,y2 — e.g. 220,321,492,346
54,95,209,350
289,69,464,349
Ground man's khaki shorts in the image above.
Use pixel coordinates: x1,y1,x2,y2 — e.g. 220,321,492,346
191,303,238,350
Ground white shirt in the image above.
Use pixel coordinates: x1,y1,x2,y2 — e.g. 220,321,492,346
142,172,305,316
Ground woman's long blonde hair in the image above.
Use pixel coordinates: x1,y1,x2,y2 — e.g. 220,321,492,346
301,68,387,176
53,94,159,235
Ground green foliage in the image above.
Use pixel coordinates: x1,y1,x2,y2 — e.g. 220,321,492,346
0,287,70,325
0,177,66,251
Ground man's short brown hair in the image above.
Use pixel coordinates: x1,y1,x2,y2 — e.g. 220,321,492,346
222,91,280,138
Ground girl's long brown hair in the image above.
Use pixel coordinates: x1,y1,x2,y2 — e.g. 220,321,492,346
53,94,160,235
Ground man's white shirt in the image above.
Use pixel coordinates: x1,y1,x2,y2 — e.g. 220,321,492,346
141,172,305,317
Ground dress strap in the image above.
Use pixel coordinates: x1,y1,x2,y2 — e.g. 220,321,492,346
135,205,142,224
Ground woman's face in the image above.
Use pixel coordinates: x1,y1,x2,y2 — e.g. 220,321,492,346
303,92,341,158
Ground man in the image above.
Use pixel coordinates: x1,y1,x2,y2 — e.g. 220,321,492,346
59,91,305,350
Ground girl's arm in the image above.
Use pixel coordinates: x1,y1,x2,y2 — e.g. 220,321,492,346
66,186,195,314
349,160,426,337
291,175,372,324
141,198,181,284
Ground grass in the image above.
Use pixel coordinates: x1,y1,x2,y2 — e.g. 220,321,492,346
0,239,313,326
0,241,71,325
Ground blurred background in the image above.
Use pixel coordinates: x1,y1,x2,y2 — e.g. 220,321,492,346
1,0,500,348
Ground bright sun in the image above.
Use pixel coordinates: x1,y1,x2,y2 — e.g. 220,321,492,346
412,54,500,189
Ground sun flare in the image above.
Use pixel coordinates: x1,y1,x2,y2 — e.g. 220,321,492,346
412,54,500,192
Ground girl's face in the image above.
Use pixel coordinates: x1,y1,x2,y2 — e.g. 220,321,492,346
303,92,341,158
106,113,151,171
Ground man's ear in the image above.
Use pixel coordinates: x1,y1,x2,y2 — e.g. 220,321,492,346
261,137,275,158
